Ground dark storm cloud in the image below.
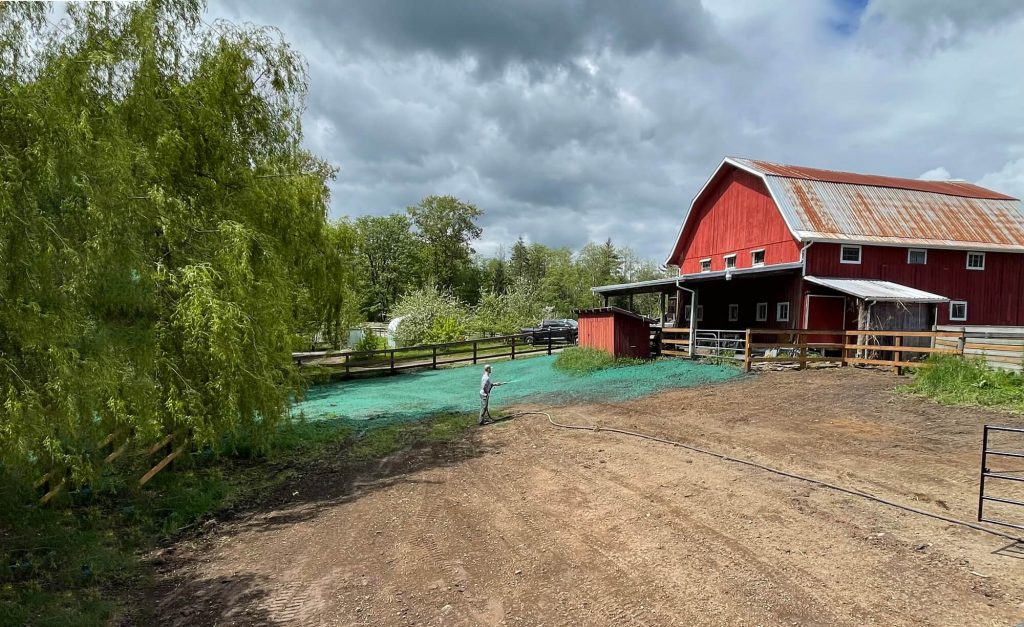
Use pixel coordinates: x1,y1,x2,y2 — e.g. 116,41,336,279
270,0,721,77
208,0,1024,260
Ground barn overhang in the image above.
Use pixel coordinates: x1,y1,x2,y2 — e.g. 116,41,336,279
804,276,949,304
591,262,805,298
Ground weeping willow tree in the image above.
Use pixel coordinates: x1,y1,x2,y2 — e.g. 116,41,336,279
0,1,352,483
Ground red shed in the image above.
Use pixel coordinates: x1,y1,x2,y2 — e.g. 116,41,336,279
577,307,652,359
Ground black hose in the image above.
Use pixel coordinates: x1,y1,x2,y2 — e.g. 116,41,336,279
506,410,1022,543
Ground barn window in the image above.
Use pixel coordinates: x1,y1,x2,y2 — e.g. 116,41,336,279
751,249,765,267
697,305,704,321
699,258,711,273
966,251,985,270
755,302,768,322
724,254,736,269
840,245,862,264
728,303,739,322
907,249,927,265
950,301,968,321
776,302,790,322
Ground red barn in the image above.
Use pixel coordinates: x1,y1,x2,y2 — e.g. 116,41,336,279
594,157,1024,335
577,307,652,359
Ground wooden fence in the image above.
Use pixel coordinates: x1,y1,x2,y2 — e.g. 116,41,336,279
659,327,967,373
935,326,1024,372
294,331,572,379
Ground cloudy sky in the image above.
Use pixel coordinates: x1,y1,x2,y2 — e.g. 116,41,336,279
210,0,1024,261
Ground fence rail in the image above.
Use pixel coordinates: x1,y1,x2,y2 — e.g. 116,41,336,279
935,325,1024,372
294,331,574,379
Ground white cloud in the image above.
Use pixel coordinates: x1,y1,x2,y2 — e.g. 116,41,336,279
918,167,952,181
208,0,1024,259
978,158,1024,199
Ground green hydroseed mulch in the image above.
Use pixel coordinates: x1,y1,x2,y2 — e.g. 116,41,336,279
293,355,741,425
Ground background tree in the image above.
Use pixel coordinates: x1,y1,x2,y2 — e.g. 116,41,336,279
355,214,422,321
0,0,339,480
407,195,483,295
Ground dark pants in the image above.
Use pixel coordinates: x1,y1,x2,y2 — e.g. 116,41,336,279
479,394,491,423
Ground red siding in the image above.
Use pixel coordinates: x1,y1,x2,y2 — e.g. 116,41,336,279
806,244,1024,326
578,311,650,359
674,169,802,273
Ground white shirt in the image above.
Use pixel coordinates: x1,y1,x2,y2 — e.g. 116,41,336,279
480,372,493,397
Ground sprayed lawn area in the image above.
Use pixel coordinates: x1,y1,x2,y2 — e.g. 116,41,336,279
294,355,742,424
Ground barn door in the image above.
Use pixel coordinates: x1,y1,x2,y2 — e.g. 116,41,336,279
805,295,846,344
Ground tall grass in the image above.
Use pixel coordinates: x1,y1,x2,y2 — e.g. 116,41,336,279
909,355,1024,411
553,347,644,375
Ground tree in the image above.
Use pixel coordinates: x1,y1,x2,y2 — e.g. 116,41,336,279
472,278,545,336
0,1,338,480
390,286,471,347
407,195,483,292
355,214,422,321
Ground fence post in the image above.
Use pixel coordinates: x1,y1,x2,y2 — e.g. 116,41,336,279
798,332,807,370
957,331,966,357
743,329,752,372
511,335,516,360
841,332,849,367
432,346,437,369
893,335,902,375
344,353,350,378
473,341,478,364
547,331,553,355
390,350,395,374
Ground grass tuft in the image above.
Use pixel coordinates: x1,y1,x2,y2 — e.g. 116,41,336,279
553,347,644,375
907,355,1024,412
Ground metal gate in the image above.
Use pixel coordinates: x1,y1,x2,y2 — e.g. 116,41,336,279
978,425,1024,532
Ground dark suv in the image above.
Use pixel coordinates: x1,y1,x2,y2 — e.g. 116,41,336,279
521,319,578,344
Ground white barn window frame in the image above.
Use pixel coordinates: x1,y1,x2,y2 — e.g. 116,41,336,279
751,249,765,267
728,303,739,322
755,302,768,322
907,248,927,265
776,302,790,322
699,258,712,273
724,254,737,269
966,251,985,270
840,244,862,265
949,301,967,321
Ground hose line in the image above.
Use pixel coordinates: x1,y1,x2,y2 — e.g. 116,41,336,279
506,410,1022,544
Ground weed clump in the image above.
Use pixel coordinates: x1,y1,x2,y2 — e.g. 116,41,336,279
553,347,643,375
908,355,1024,411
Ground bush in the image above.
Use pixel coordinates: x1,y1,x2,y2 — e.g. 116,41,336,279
553,347,642,375
391,286,471,347
353,326,387,353
471,278,546,336
909,355,1024,410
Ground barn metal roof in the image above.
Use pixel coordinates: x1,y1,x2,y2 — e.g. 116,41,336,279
804,276,949,303
733,158,1024,251
665,157,1024,264
591,262,804,297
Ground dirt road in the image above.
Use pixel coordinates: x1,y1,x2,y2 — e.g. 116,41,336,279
155,368,1024,626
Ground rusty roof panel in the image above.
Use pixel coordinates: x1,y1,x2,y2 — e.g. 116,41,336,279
734,158,1017,200
760,177,1024,250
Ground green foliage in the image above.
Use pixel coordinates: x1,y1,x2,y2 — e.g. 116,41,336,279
0,1,343,482
407,195,483,294
353,327,387,353
355,214,423,321
553,347,643,375
391,286,471,347
908,355,1024,411
472,278,546,336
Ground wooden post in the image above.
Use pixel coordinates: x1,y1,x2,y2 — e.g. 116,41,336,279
743,329,752,372
432,346,437,369
511,335,516,360
473,340,478,364
798,332,807,370
344,353,350,377
893,335,902,374
547,331,553,355
957,331,966,356
390,350,395,374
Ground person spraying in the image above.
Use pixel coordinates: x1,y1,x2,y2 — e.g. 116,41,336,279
479,365,505,425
